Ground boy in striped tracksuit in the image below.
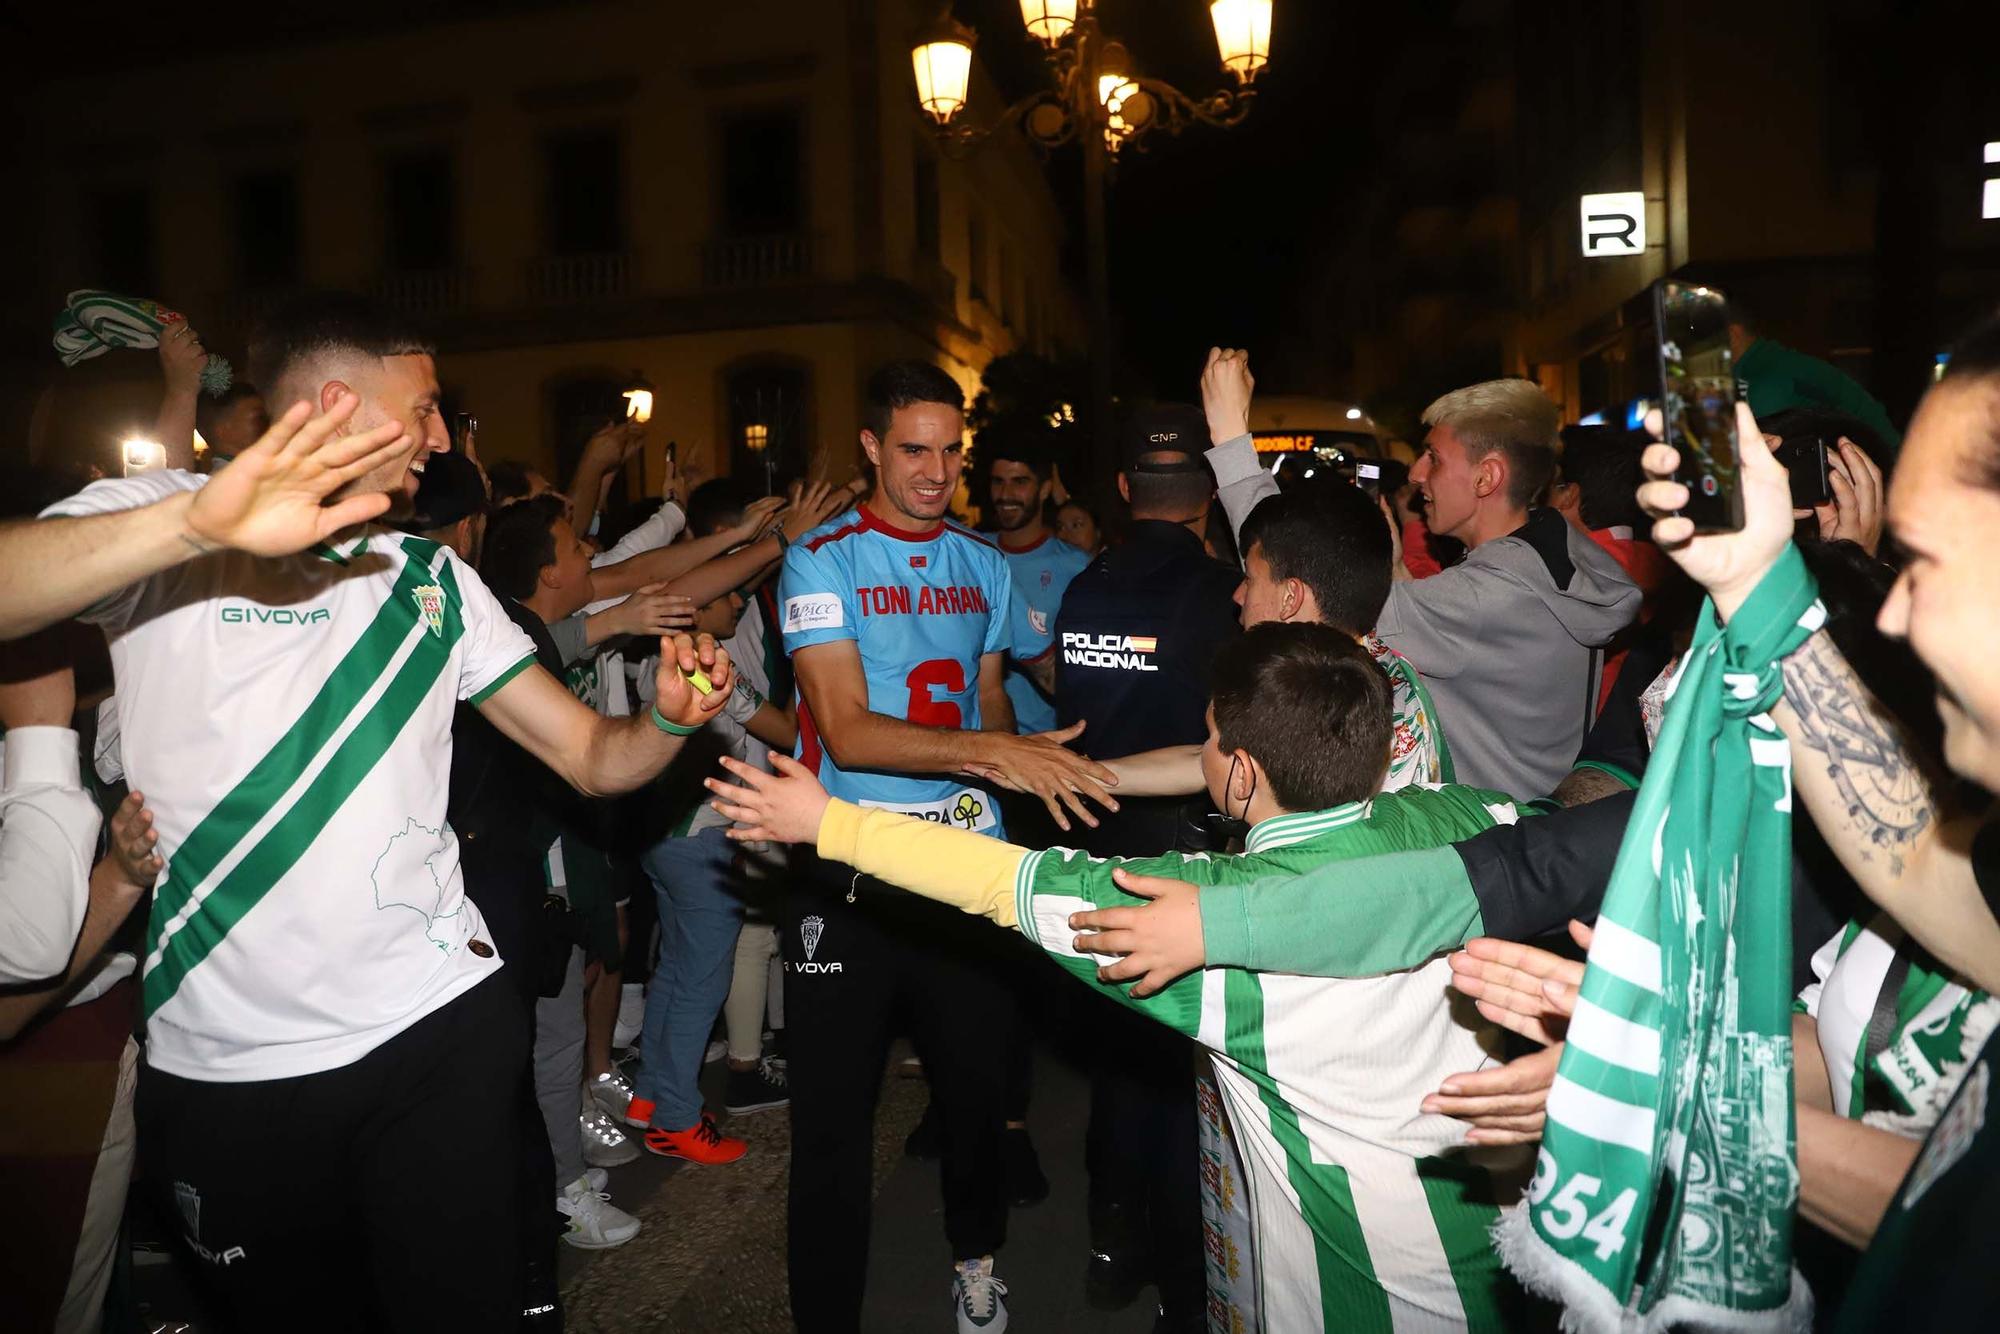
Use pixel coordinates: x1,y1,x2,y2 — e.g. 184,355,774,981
709,621,1537,1333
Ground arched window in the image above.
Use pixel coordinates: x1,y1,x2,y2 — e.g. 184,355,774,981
725,361,811,496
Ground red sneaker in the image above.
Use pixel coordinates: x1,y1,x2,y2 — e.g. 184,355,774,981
643,1112,747,1164
623,1096,657,1131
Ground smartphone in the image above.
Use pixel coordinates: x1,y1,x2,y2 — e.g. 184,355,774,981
454,413,478,453
122,438,165,476
1654,279,1744,532
1771,434,1833,509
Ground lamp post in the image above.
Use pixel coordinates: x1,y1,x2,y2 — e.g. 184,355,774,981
910,0,1273,486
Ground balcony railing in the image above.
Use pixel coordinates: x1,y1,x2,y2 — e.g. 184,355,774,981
526,252,633,304
369,268,469,316
699,233,820,288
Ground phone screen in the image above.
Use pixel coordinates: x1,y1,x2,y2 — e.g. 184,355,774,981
1655,280,1744,532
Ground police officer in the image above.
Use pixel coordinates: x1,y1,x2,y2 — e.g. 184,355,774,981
1051,404,1241,1332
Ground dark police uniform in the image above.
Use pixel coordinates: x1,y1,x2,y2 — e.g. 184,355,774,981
1050,405,1242,1325
1054,525,1243,856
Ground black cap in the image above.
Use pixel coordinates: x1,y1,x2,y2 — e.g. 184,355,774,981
404,450,488,531
1120,403,1211,475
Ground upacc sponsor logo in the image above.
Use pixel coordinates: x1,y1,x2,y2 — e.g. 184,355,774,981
1061,631,1159,672
784,595,845,633
218,606,331,627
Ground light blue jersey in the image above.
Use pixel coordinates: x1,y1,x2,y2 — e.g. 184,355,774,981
999,532,1093,734
779,504,1013,838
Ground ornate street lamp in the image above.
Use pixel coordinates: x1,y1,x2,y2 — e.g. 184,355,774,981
909,1,1274,484
911,14,976,124
1209,0,1273,83
1018,0,1077,46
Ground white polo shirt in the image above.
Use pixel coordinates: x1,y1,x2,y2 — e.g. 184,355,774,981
42,471,538,1081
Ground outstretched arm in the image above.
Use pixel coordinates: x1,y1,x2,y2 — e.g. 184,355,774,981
709,755,1027,922
0,396,410,638
152,315,207,470
1199,347,1277,549
794,640,1118,832
1103,745,1204,798
709,755,1207,1035
477,632,733,798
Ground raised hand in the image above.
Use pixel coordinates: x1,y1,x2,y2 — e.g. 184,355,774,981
582,418,646,471
1064,865,1207,996
183,395,413,555
706,753,833,845
727,495,787,546
781,481,846,541
156,315,208,395
652,632,734,730
612,583,697,638
1814,437,1886,557
1636,400,1795,620
1199,346,1255,445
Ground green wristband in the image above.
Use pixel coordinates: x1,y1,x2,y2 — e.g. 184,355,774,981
650,707,702,737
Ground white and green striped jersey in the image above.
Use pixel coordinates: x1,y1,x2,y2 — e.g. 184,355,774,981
1012,785,1535,1333
1797,916,2000,1134
44,472,538,1081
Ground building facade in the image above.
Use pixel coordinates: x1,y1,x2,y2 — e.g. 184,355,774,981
2,0,1083,492
1318,0,1999,438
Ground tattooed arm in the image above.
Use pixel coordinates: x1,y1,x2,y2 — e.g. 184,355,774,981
1774,630,2000,992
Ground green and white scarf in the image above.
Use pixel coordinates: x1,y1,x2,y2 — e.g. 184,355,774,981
1497,543,1822,1331
52,289,233,392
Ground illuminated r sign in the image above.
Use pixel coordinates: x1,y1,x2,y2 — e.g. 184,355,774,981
1580,192,1646,257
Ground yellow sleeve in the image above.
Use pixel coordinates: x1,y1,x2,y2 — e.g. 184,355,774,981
815,800,1026,928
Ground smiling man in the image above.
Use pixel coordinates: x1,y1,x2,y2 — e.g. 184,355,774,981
984,430,1092,737
5,291,734,1333
777,360,1119,1334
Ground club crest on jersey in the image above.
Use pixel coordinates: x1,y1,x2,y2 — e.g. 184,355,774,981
412,584,446,638
794,914,841,973
1028,608,1049,636
910,554,928,568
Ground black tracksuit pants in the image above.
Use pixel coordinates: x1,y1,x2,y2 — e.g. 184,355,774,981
783,856,1018,1333
136,976,529,1334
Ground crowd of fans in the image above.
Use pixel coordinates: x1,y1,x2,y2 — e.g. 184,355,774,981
1,278,1997,1334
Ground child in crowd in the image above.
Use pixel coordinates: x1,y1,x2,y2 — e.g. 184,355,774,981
707,621,1536,1333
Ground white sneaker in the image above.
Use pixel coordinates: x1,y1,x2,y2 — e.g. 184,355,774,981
587,1068,636,1120
584,1166,608,1193
952,1256,1009,1333
614,983,645,1050
579,1106,641,1167
705,1038,728,1065
557,1175,641,1250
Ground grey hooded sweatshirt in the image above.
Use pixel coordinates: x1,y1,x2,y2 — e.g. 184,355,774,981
1207,434,1643,800
1373,507,1641,798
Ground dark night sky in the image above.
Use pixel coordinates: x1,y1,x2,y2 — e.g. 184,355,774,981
956,0,1418,404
